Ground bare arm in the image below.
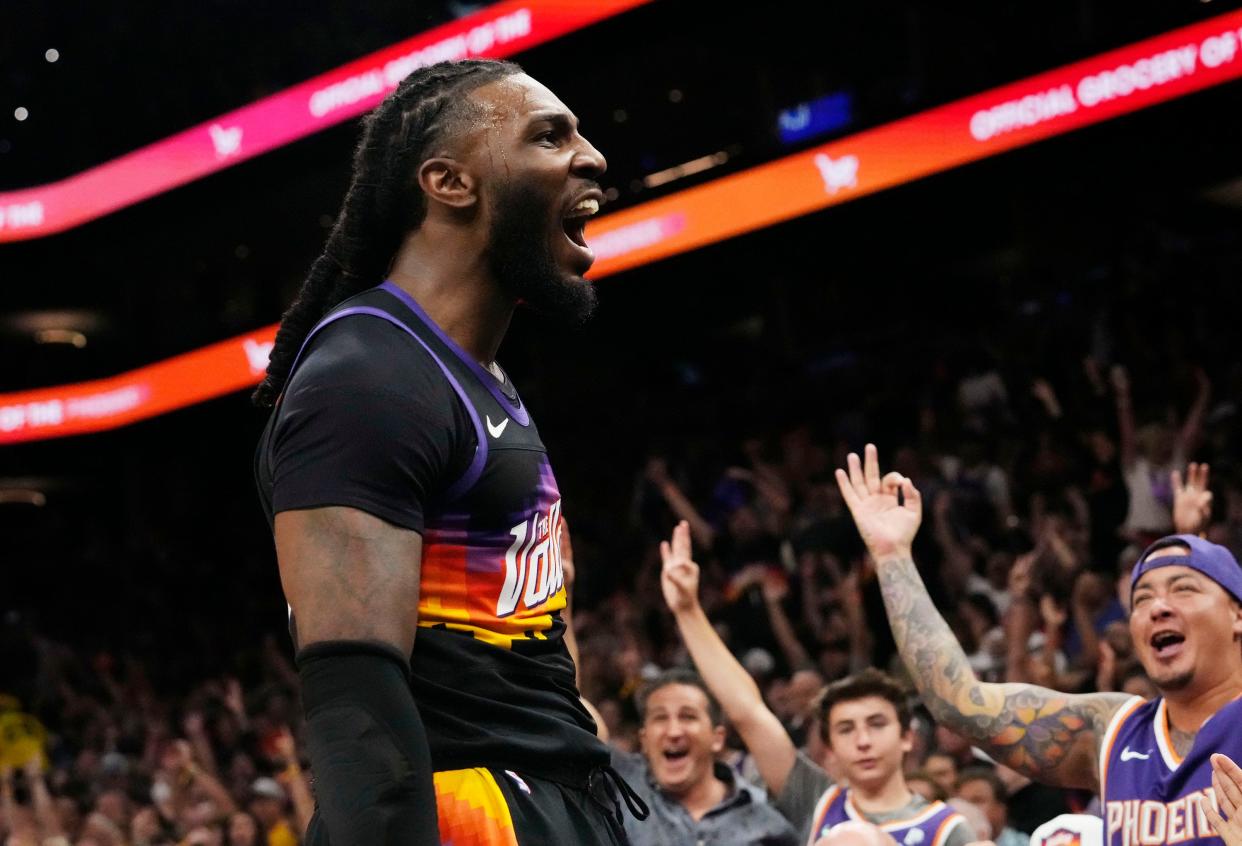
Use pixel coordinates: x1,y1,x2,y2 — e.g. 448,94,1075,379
761,576,813,672
23,759,63,840
1177,368,1211,456
1111,367,1136,468
275,506,422,651
661,522,801,796
182,712,220,779
839,570,874,673
274,730,315,839
275,505,437,845
646,459,717,549
836,445,1132,790
931,492,974,594
185,756,240,817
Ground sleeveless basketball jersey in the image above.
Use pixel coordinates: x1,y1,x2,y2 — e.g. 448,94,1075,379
1099,695,1242,846
807,785,968,846
255,281,608,785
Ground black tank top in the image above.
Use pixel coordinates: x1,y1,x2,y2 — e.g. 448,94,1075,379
255,281,608,785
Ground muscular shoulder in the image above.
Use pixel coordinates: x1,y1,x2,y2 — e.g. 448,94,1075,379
285,311,454,402
266,313,473,532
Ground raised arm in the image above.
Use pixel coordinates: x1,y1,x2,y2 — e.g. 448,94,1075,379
661,522,802,796
646,459,717,550
760,573,814,672
274,728,316,840
1111,366,1137,468
275,505,437,845
1177,368,1212,457
835,445,1132,791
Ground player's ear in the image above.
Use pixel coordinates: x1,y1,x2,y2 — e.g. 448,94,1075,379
418,156,479,211
1231,599,1242,640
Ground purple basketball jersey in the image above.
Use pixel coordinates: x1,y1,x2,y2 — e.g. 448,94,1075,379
807,785,969,846
1100,695,1242,846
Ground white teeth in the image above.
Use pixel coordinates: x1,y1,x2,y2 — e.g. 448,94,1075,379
568,198,600,217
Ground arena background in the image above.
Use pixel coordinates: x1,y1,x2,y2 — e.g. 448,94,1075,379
2,1,1241,840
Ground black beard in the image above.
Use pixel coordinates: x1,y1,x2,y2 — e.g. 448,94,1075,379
485,178,597,325
1152,667,1194,692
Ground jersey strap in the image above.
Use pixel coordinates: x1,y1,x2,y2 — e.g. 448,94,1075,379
285,304,488,502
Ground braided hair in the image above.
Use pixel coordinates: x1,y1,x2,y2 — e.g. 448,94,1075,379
253,59,523,407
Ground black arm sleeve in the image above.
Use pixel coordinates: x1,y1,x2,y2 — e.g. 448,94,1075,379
298,641,439,845
268,317,472,533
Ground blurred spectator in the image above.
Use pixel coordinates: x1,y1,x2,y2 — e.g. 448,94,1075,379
956,767,1030,846
609,668,797,845
246,779,295,846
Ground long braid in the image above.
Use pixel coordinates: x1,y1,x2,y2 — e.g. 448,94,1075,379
253,59,522,407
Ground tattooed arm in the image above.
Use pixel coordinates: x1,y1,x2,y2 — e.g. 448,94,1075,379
835,445,1133,791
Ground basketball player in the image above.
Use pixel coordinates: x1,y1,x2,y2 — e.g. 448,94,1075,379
833,445,1242,846
253,60,645,844
660,522,971,846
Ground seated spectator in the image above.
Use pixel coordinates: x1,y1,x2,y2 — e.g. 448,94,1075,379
924,752,959,799
956,767,1030,846
906,771,946,802
610,668,797,846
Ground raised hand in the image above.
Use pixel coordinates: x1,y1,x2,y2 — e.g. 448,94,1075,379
182,711,206,738
660,521,701,615
1172,462,1212,536
1202,754,1242,846
273,727,298,766
834,444,922,559
1039,595,1068,633
1008,553,1036,600
1109,365,1130,396
223,677,246,717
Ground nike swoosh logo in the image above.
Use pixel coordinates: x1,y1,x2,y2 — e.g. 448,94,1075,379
486,415,509,439
1121,746,1151,761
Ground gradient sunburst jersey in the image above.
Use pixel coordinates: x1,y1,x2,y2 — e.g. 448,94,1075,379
256,282,609,786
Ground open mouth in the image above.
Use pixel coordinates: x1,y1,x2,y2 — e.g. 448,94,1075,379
562,215,589,249
662,748,689,763
1151,631,1185,658
560,196,601,257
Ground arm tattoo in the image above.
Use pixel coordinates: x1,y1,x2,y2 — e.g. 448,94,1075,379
876,555,1131,789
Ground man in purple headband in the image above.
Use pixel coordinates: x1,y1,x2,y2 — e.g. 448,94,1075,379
831,445,1242,846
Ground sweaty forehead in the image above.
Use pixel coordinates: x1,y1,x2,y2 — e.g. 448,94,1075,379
467,73,571,128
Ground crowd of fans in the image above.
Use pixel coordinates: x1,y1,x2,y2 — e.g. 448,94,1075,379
1,336,1236,845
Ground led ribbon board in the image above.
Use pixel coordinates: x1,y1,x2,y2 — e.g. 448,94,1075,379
0,0,652,242
3,9,1241,443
